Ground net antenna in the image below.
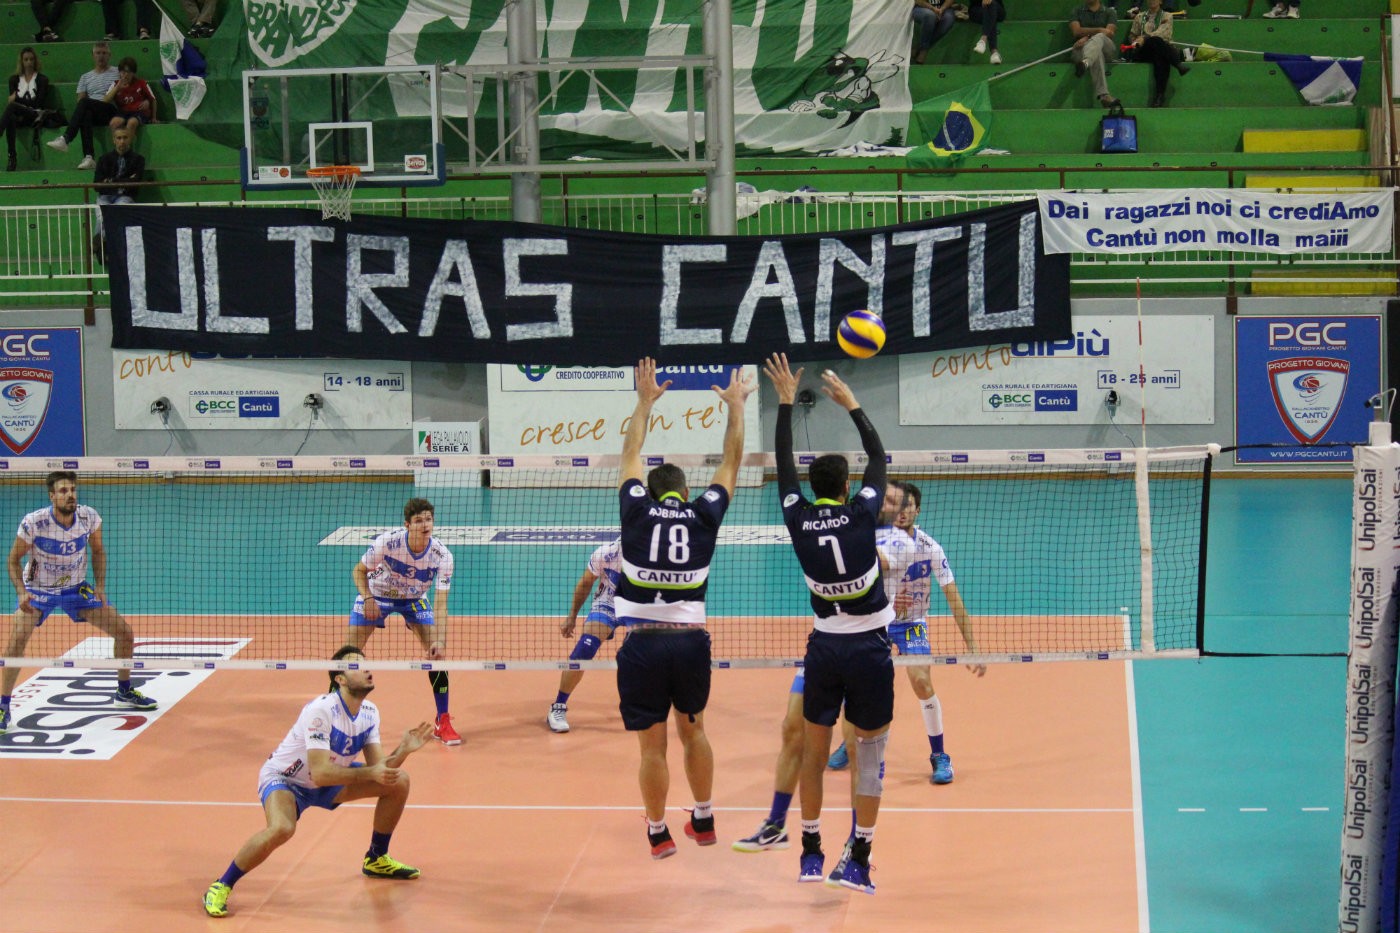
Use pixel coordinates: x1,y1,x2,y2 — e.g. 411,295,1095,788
306,165,360,221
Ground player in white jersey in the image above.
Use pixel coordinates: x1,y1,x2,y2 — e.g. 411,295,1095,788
874,480,984,783
0,470,156,736
345,497,459,745
548,538,623,733
203,646,435,918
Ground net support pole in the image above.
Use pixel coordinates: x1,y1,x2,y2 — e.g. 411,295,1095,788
1341,422,1400,933
1135,449,1156,652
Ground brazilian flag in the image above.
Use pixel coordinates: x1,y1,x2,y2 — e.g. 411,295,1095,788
907,81,993,170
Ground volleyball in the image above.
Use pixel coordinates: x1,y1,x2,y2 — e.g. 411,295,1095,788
836,310,886,359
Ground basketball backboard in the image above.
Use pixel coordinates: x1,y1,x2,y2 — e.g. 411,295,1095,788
241,65,445,189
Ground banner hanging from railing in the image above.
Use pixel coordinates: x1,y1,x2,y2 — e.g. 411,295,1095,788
1037,189,1393,255
106,201,1071,366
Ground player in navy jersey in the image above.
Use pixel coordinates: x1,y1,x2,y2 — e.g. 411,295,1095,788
345,498,458,745
0,470,156,736
203,646,435,918
763,352,891,895
615,356,755,860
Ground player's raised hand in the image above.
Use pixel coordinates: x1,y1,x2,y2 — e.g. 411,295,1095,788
820,368,860,411
713,367,757,408
635,357,672,405
398,721,435,756
762,353,804,405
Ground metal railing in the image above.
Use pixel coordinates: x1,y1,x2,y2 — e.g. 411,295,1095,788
1,169,1396,309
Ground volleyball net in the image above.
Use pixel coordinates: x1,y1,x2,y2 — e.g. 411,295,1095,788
0,446,1214,672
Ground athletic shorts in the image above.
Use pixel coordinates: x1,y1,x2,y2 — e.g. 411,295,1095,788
888,620,932,656
585,607,622,632
802,628,894,732
257,762,363,816
21,583,105,625
349,595,434,628
615,626,711,731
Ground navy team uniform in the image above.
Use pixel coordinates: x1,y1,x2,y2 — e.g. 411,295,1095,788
776,405,893,732
613,479,729,731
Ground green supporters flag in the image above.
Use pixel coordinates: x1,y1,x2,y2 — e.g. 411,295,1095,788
907,80,992,169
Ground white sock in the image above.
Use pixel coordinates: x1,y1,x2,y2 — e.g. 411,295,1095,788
801,819,821,836
692,800,713,820
920,694,944,740
854,824,875,844
648,818,667,835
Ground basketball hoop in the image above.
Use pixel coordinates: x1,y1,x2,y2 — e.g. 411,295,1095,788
306,165,360,221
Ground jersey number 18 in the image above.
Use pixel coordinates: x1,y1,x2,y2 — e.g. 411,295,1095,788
650,524,691,564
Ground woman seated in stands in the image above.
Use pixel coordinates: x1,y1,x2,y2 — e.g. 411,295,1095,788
1128,0,1189,107
2,47,51,171
104,57,157,138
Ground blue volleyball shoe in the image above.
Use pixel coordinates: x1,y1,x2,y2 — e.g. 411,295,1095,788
827,742,849,770
931,752,954,784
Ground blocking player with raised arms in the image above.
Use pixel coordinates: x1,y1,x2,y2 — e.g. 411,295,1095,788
548,538,622,733
346,497,458,745
615,357,755,859
764,352,892,896
0,470,156,735
877,480,985,783
202,646,435,918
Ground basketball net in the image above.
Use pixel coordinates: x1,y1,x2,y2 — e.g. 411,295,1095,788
307,165,360,221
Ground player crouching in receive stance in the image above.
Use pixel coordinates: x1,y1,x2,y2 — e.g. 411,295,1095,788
1,470,156,735
615,357,755,859
764,354,893,895
202,646,434,918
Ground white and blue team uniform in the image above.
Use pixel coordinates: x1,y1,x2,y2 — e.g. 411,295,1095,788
15,504,106,622
877,526,954,656
258,691,381,814
350,529,454,628
584,540,623,628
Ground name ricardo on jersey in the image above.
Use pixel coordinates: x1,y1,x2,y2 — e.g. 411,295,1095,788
802,515,851,532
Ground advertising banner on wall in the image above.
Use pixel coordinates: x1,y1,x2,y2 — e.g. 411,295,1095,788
487,363,760,456
0,328,84,455
112,351,411,430
1037,190,1392,255
1234,316,1380,463
897,315,1215,425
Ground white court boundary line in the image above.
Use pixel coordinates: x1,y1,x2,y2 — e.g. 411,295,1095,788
0,796,1135,813
1127,659,1150,933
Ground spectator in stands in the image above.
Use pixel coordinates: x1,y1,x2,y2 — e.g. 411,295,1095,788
1262,0,1300,18
1070,0,1120,108
968,0,1005,66
92,124,144,264
30,0,70,42
912,0,957,64
180,0,218,37
3,47,51,172
101,0,154,40
1129,0,1189,107
47,41,119,172
105,57,156,138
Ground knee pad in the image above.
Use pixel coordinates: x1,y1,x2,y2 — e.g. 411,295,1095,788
569,633,603,661
854,731,889,798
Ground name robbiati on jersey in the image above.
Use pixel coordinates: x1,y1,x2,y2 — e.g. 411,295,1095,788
780,485,892,633
17,505,100,592
361,529,454,601
259,691,381,792
878,525,954,623
615,478,728,625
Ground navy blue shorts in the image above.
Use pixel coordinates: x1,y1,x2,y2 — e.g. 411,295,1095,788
615,627,711,731
802,628,894,731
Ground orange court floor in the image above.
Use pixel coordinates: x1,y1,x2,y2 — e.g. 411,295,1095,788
0,663,1140,933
